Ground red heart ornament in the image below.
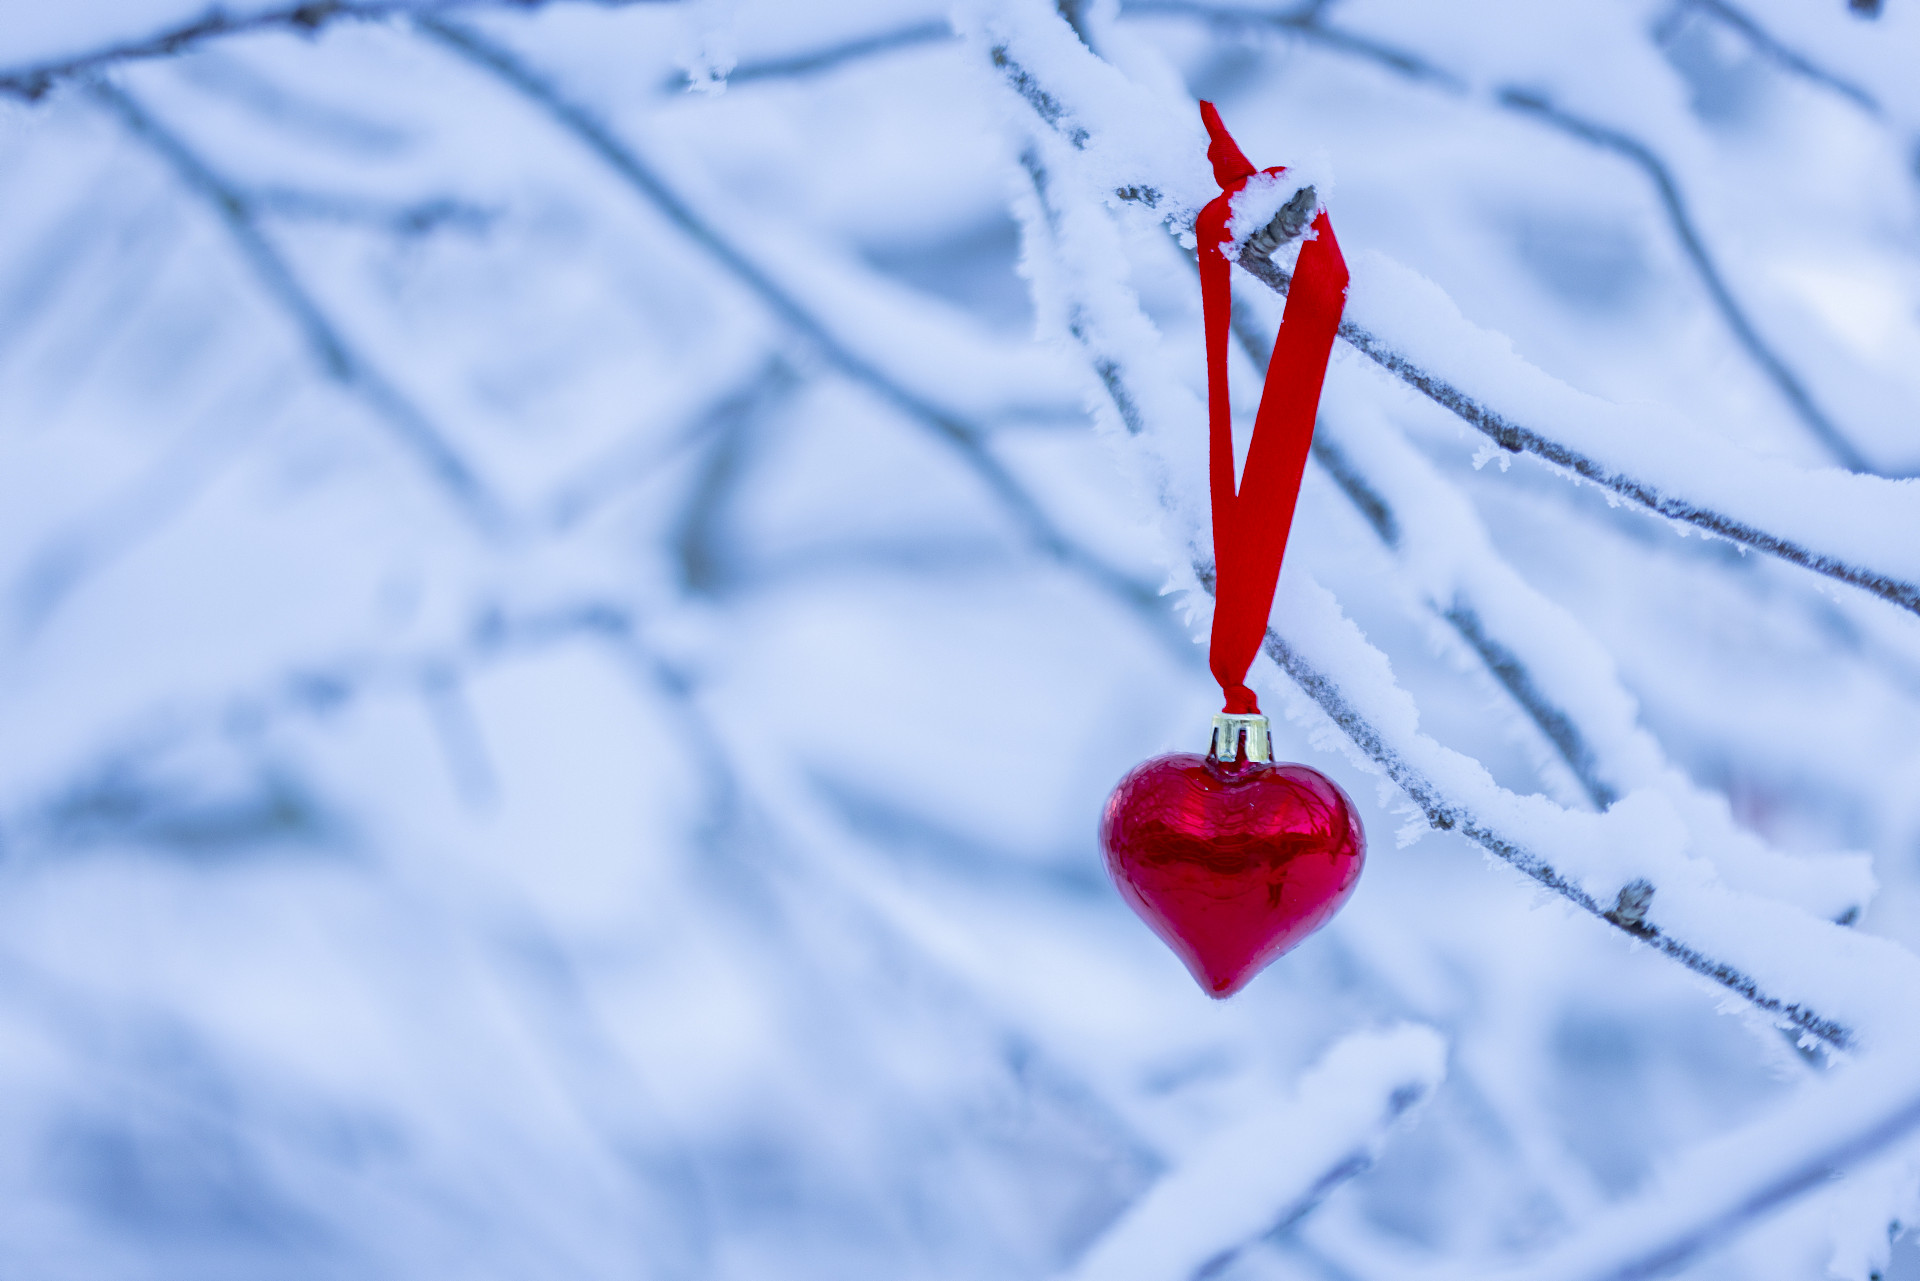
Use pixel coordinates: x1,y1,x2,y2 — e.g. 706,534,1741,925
1100,753,1364,997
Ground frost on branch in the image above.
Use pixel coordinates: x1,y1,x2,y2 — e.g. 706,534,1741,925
3,0,1920,1279
1065,1024,1446,1281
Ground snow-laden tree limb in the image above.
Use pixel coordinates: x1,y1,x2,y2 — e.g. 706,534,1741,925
1296,374,1874,923
415,16,1186,653
1245,600,1905,1052
1486,88,1874,475
0,581,1181,1241
1217,282,1875,924
1120,0,1467,89
88,77,509,533
1137,251,1880,939
665,19,954,91
975,0,1920,621
1222,310,1626,816
0,0,660,101
17,0,1867,477
1283,251,1920,609
1122,1,1880,473
1063,1026,1445,1281
1008,95,1916,1053
1479,1044,1920,1281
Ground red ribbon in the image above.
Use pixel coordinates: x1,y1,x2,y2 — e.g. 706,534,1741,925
1197,101,1348,715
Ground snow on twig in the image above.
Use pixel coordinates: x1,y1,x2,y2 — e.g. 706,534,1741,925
415,15,1187,652
1218,271,1875,922
87,77,510,533
1490,88,1874,474
1125,1,1884,473
1481,1046,1920,1281
773,0,1904,476
663,20,954,91
1288,254,1920,611
998,14,1917,1053
982,1,1920,621
1062,1026,1446,1281
1242,601,1904,1053
0,0,666,101
34,0,1861,481
1118,0,1468,89
1297,366,1874,922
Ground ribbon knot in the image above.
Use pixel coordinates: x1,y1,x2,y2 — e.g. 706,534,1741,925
1195,102,1349,715
1200,100,1258,189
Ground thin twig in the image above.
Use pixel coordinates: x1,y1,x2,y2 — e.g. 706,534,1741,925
1442,601,1616,809
672,365,790,595
1015,144,1855,1053
251,186,498,235
0,0,671,101
1119,0,1467,87
546,355,801,530
1234,249,1920,619
1226,309,1619,811
1667,0,1882,117
417,16,1186,646
1496,87,1875,474
1248,618,1848,1051
89,78,508,532
662,20,953,91
1006,45,1920,610
1065,1027,1443,1281
1122,1,1882,474
1496,1082,1920,1281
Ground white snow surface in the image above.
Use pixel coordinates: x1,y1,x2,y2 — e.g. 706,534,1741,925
1065,1024,1446,1281
2,1,1920,1279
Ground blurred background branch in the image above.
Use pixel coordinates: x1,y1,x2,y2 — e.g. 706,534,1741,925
2,1,1919,1278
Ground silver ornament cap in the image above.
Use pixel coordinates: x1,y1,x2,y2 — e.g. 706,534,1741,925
1208,712,1272,764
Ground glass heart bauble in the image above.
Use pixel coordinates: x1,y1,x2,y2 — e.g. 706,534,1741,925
1100,753,1364,997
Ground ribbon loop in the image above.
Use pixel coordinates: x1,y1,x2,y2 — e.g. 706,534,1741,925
1197,103,1349,715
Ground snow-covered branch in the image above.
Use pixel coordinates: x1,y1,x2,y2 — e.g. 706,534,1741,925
667,19,953,90
1488,1046,1920,1281
1124,2,1882,472
983,6,1920,621
1010,85,1910,1054
1237,316,1875,923
7,0,1919,1270
1216,233,1874,924
1245,610,1893,1051
1293,257,1920,614
1119,0,1467,89
415,15,1195,651
0,0,659,101
1490,87,1873,474
88,77,508,532
1064,1026,1446,1281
